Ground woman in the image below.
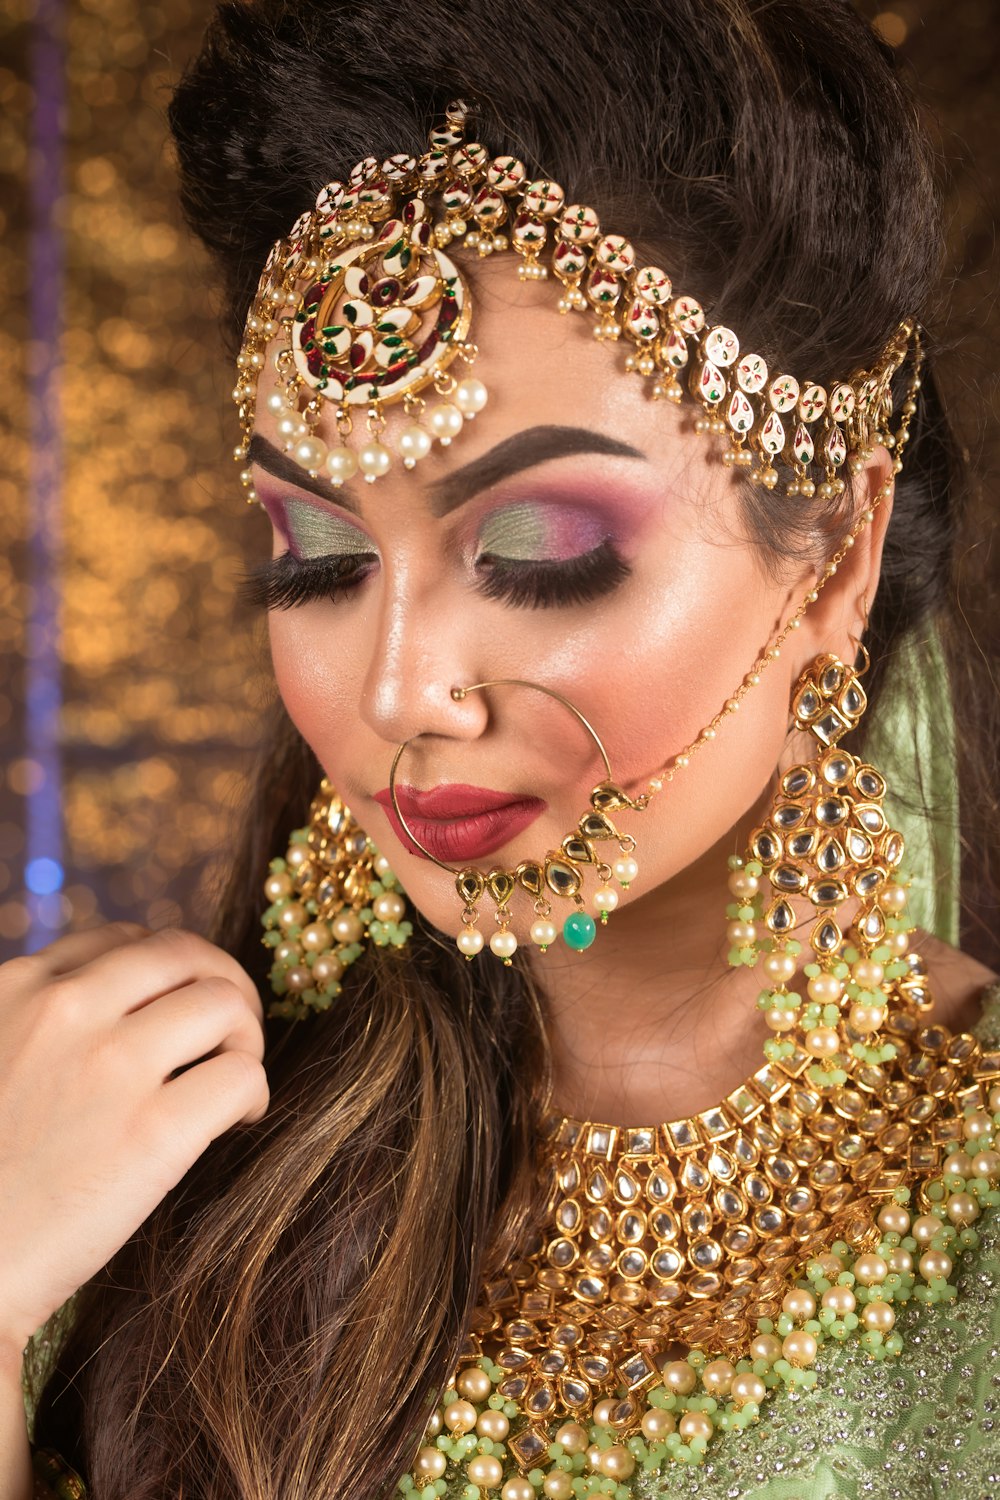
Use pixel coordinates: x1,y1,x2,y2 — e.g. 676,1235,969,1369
6,0,1000,1495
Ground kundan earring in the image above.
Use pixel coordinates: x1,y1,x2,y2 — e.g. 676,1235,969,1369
388,678,644,964
726,646,922,1090
261,779,412,1018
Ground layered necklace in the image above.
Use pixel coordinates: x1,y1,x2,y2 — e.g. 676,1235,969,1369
399,960,1000,1498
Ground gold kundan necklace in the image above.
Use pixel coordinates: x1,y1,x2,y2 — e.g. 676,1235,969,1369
400,962,1000,1497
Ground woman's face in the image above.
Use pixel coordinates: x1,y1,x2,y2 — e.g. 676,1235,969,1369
250,261,830,943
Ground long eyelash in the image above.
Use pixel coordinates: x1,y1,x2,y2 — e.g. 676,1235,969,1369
238,553,376,612
474,539,631,610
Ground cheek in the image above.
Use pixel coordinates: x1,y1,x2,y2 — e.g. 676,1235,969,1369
268,609,359,747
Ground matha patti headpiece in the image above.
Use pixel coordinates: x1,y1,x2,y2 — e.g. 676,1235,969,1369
233,99,919,499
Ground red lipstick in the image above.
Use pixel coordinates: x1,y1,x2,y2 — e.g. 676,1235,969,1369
373,783,547,863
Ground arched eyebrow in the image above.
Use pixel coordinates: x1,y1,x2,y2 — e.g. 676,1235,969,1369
247,425,647,517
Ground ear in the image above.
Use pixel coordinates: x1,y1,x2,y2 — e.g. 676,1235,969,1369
789,443,896,673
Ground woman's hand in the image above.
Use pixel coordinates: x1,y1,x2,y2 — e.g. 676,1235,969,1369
0,923,269,1353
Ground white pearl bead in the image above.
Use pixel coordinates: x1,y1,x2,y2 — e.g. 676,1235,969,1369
293,435,328,472
530,918,557,948
373,854,392,878
265,390,286,415
398,423,433,466
276,413,304,440
454,377,489,415
490,929,518,960
428,401,464,443
593,886,619,911
457,927,484,956
372,891,405,923
358,441,391,481
613,856,639,885
325,446,358,485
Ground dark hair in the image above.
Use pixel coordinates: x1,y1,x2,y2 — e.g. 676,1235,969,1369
35,2,998,1495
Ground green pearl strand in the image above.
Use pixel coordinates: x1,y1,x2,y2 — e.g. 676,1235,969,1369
400,1095,1000,1498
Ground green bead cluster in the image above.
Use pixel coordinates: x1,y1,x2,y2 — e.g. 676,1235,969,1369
262,828,411,1020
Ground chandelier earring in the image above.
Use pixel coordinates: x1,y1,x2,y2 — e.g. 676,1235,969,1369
261,780,412,1018
726,642,921,1090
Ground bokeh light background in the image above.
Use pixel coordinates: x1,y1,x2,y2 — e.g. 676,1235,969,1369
1,1,998,961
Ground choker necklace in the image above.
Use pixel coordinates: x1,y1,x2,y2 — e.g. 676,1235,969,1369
400,955,1000,1497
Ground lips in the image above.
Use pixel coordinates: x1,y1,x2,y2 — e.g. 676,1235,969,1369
372,783,547,863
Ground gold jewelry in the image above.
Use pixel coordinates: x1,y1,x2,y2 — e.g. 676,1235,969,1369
260,780,411,1019
728,645,909,1076
234,99,920,502
388,678,641,963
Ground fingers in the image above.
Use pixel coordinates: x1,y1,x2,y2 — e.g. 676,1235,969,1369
122,976,266,1081
160,1048,270,1138
25,922,151,978
59,926,264,1028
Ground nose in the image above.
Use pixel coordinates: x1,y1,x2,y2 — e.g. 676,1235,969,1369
358,563,488,751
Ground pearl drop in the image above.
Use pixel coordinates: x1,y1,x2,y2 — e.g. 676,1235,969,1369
727,919,757,945
554,1421,588,1454
912,1213,944,1244
877,1204,911,1235
822,1285,856,1315
919,1249,953,1281
286,845,308,869
592,1398,616,1426
454,378,489,416
640,1407,676,1439
946,1191,980,1225
701,1358,735,1395
398,423,433,465
293,435,328,472
331,910,363,944
358,441,391,480
273,941,299,966
731,1372,766,1406
807,972,843,1003
762,951,796,984
373,854,392,878
853,1253,888,1285
850,1003,885,1035
490,929,518,960
679,1411,713,1442
963,1110,993,1140
414,1446,446,1480
457,927,484,956
805,1025,841,1058
265,391,286,415
372,891,406,923
852,957,884,987
989,1084,1000,1112
326,446,358,485
782,1330,818,1366
277,901,307,930
428,401,464,442
530,918,557,949
476,1409,509,1441
862,1299,895,1332
887,1247,913,1274
467,1455,503,1489
764,1006,798,1032
728,869,759,899
782,1288,817,1322
972,1150,1000,1178
944,1150,974,1177
311,954,344,985
662,1359,697,1394
300,921,332,953
457,1367,492,1402
425,1410,442,1437
443,1398,477,1433
501,1480,534,1500
749,1333,782,1364
613,855,639,886
276,413,302,440
879,881,907,913
597,1446,635,1480
285,965,311,992
264,872,293,902
593,885,619,912
542,1474,572,1500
